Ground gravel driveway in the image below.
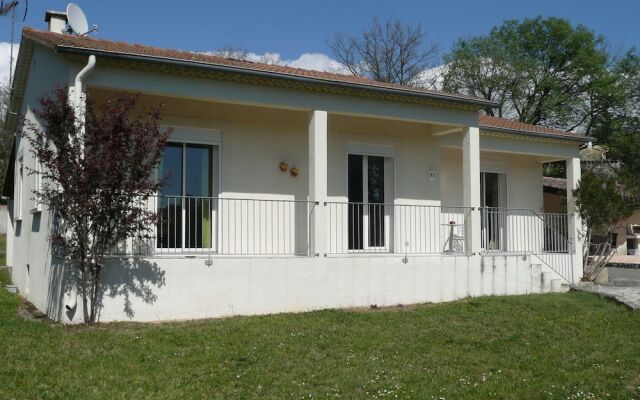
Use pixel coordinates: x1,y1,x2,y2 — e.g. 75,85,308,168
582,267,640,310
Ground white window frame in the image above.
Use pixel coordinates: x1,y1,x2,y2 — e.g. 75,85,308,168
360,155,391,252
15,155,24,221
153,126,221,254
345,146,395,253
31,158,43,213
480,171,508,252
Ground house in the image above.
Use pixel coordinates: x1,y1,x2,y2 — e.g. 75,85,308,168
543,177,567,214
2,12,590,323
544,176,640,261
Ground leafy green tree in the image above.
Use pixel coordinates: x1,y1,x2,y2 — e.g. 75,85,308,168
442,17,617,134
25,88,170,323
591,51,640,197
574,168,633,280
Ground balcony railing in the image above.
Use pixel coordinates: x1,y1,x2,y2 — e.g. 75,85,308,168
479,207,573,282
104,198,575,279
324,202,472,255
117,196,315,256
480,207,570,253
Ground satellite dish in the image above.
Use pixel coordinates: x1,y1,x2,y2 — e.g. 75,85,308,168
66,3,90,35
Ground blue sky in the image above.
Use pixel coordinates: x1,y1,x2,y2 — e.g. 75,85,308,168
1,0,640,82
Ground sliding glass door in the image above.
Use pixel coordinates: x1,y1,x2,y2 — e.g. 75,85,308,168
480,172,507,251
348,154,392,251
157,142,218,251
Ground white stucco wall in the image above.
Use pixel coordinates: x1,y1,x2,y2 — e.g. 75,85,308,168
440,147,544,211
8,45,74,316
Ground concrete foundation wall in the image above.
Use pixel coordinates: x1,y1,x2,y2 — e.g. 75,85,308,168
41,254,565,323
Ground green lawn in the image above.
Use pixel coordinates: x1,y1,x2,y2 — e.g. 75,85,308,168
0,290,639,399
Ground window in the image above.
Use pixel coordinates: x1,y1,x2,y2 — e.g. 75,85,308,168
156,142,218,250
32,158,42,212
15,156,24,220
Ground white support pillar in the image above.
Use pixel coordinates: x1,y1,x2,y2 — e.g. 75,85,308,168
463,126,481,255
566,157,583,283
309,110,328,257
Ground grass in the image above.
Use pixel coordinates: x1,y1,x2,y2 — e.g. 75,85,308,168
0,290,639,399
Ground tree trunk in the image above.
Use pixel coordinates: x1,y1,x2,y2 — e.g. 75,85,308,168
583,231,614,282
88,263,102,324
80,262,90,324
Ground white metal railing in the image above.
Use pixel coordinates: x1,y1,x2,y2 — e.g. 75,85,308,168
324,202,472,255
479,207,573,282
112,196,315,256
101,198,575,281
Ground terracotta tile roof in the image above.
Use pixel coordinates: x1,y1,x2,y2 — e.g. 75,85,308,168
20,28,591,142
21,27,495,108
479,115,588,141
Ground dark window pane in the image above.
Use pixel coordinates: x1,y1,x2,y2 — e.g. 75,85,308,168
348,154,363,250
368,156,385,247
157,197,182,249
367,156,384,204
157,143,183,249
185,144,213,248
159,143,182,197
185,144,212,197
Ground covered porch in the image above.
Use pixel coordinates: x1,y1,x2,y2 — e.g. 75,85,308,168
88,88,582,283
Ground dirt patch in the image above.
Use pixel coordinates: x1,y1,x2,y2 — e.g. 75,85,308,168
17,298,54,324
343,302,430,313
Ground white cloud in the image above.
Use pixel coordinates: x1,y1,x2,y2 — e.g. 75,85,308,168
416,64,447,90
0,42,19,85
285,53,349,74
202,49,349,75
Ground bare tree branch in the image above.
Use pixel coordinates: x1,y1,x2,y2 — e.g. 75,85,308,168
328,18,439,87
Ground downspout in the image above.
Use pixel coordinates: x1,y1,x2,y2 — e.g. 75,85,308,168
65,55,96,322
73,55,96,116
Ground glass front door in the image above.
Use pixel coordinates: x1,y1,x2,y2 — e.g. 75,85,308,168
348,154,391,251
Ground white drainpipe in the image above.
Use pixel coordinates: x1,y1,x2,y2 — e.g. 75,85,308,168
65,55,96,320
73,55,96,114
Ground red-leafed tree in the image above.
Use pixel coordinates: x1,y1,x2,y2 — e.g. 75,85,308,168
24,88,170,323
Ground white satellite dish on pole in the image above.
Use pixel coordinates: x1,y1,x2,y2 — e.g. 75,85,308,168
66,3,97,36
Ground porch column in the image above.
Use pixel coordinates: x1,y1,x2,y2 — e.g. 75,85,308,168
309,110,328,256
463,126,481,255
566,157,583,283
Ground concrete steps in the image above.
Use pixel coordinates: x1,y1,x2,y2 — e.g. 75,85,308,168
479,256,567,297
531,263,564,294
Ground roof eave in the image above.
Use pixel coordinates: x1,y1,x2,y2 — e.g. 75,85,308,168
480,126,593,143
54,44,499,110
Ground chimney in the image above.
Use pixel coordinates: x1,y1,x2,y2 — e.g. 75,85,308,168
45,10,68,34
